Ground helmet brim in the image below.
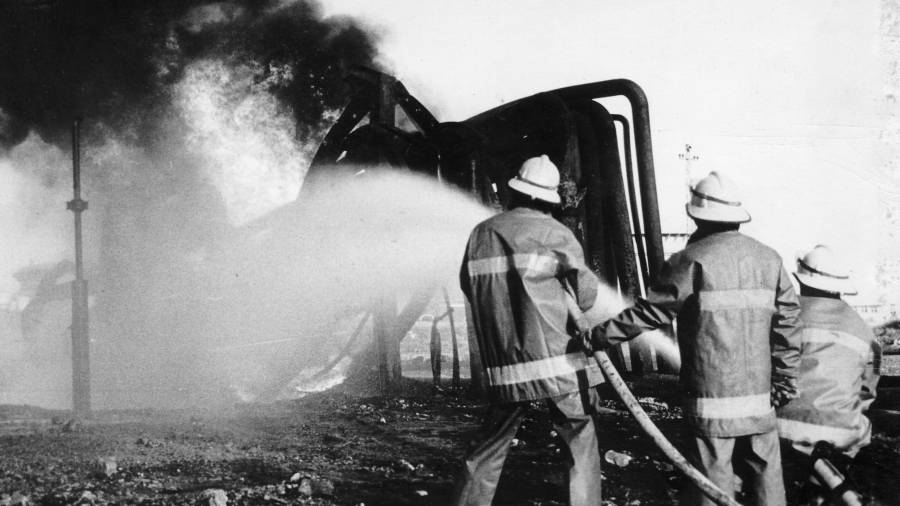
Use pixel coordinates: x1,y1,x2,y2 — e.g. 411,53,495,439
508,178,561,204
794,272,857,295
686,203,751,224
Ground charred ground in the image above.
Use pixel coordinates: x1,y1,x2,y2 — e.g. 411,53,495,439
1,376,898,506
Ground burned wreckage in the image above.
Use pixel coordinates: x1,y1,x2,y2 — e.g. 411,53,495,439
303,66,669,391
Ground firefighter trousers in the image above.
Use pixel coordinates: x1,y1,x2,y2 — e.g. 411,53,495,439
451,387,604,506
683,429,786,506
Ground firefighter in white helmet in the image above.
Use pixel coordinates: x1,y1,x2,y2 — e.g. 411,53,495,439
452,155,608,506
593,171,802,506
776,245,881,503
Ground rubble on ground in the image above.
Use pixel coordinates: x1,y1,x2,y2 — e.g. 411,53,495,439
0,377,897,505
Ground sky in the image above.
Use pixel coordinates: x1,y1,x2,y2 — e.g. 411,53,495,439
320,0,897,304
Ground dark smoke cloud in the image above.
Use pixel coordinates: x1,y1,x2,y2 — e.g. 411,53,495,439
0,0,383,408
0,0,380,148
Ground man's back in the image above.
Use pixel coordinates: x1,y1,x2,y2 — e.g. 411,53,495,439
452,156,608,506
461,207,601,403
777,296,880,455
602,229,801,436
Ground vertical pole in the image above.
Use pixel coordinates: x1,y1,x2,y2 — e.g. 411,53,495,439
66,118,90,418
430,320,442,388
442,288,460,389
374,295,400,394
465,157,486,396
370,73,402,394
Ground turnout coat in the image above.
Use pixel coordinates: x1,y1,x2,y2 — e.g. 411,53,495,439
776,296,881,456
460,207,604,403
598,230,802,437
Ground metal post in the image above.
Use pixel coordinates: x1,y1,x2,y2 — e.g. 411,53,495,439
465,157,486,396
374,295,400,394
370,73,403,394
442,288,461,388
66,118,90,418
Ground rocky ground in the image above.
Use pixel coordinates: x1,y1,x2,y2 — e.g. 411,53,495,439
1,376,898,505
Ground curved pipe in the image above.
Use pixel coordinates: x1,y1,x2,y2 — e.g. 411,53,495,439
611,114,649,292
552,79,664,282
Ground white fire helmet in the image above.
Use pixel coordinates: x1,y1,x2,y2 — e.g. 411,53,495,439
508,155,561,204
794,244,857,295
685,171,751,223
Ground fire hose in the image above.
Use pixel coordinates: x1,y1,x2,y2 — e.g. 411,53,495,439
566,294,741,506
590,348,740,506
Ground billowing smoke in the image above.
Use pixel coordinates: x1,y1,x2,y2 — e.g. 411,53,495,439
0,0,376,149
0,0,458,409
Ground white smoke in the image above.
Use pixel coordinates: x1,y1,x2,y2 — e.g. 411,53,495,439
0,134,72,306
176,59,311,226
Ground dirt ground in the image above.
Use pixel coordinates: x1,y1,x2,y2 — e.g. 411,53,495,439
1,376,899,505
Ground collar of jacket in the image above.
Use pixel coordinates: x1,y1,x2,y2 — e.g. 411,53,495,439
507,205,552,217
797,295,871,337
799,295,848,316
687,228,741,245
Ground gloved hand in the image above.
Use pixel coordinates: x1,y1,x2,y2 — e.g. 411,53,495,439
770,376,798,408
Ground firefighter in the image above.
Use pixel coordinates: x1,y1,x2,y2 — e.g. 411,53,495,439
776,244,881,503
452,155,607,506
593,171,802,506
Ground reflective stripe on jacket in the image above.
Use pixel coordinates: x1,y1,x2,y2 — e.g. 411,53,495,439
461,207,603,403
776,296,881,456
600,230,802,437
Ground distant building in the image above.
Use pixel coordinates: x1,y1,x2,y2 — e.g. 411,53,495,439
851,303,898,326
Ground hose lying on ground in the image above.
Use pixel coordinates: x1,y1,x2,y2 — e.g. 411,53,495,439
565,293,740,506
591,349,740,506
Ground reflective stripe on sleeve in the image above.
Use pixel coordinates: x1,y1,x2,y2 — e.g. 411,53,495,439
698,289,772,311
803,330,871,359
777,417,863,449
486,352,600,386
685,393,773,419
467,253,559,277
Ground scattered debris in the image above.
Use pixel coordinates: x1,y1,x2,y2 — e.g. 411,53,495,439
61,419,80,433
297,478,313,497
77,490,97,504
604,449,634,468
136,437,161,448
0,380,895,505
0,493,30,506
312,478,335,496
198,489,227,506
637,397,670,412
95,457,118,478
653,460,675,473
413,464,433,477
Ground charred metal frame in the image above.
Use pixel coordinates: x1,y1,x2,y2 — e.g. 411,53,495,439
307,69,667,387
551,80,663,283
